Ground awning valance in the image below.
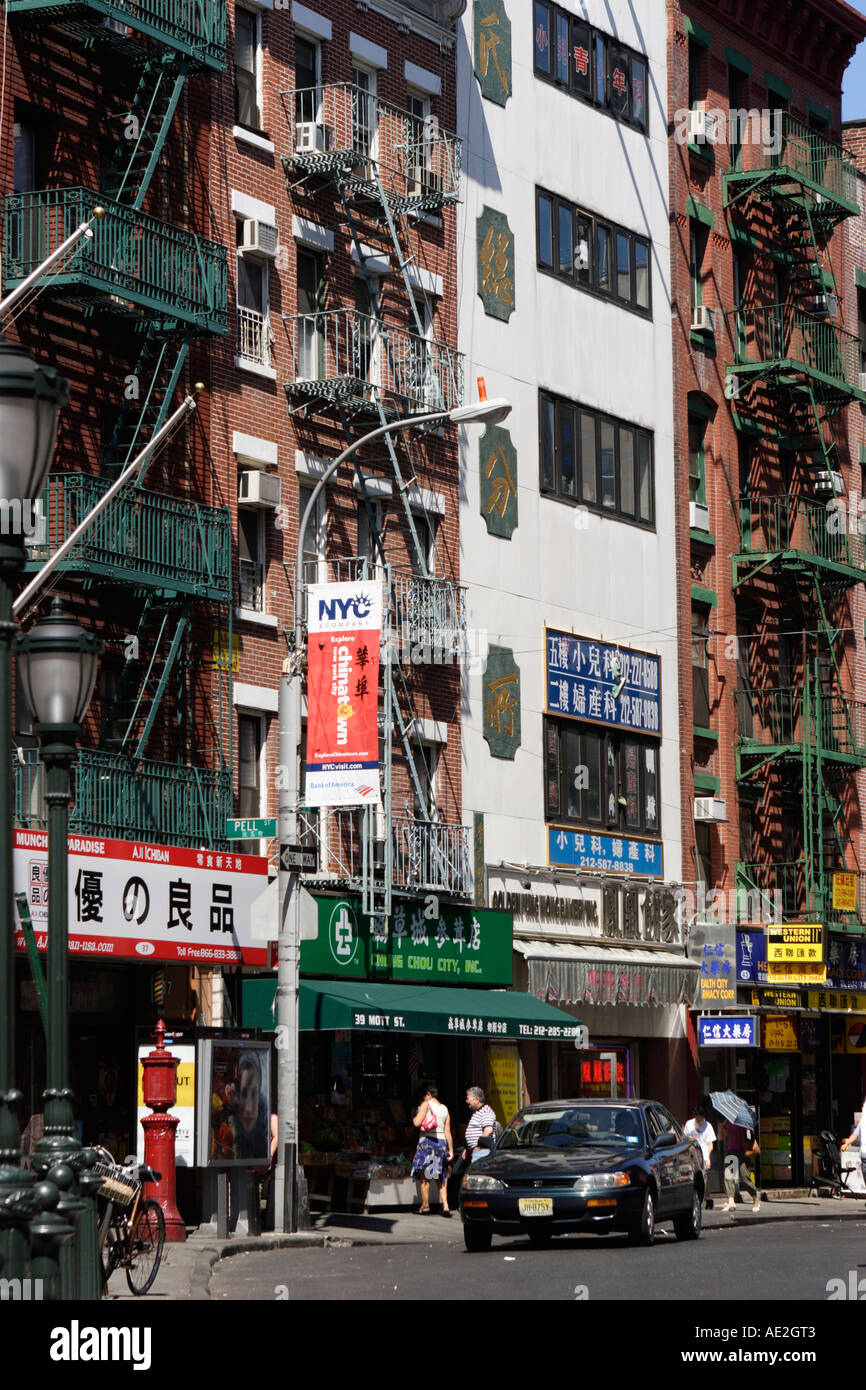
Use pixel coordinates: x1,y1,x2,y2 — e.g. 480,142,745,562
243,976,584,1041
514,940,701,1008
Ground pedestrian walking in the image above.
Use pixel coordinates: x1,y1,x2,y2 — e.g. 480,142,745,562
721,1120,761,1213
840,1098,866,1183
410,1084,454,1216
684,1103,717,1209
462,1086,498,1164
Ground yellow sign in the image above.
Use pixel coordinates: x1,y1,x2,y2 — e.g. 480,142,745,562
751,989,801,1010
833,873,858,912
766,961,826,985
767,925,823,965
212,630,239,672
486,1042,520,1129
763,1014,799,1051
807,990,866,1013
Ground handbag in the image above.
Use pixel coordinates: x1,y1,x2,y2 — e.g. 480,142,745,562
450,1152,467,1181
420,1100,438,1133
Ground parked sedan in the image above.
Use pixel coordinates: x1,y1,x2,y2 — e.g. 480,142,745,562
459,1098,704,1252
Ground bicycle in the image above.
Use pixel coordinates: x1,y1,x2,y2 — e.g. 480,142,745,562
93,1146,165,1296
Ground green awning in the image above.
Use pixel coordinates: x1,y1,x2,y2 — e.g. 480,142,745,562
243,976,584,1042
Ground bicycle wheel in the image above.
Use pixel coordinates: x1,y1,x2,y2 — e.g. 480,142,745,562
125,1200,165,1296
99,1213,121,1292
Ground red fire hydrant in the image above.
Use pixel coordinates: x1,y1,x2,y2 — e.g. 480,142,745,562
140,1019,185,1243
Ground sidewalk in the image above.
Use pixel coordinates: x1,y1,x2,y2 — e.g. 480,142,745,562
103,1191,866,1302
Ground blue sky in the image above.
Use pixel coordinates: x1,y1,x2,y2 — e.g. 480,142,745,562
843,0,866,120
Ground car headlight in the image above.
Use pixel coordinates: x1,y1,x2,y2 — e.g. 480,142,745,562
462,1174,505,1192
573,1172,631,1191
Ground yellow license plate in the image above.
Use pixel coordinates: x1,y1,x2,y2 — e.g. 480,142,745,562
518,1197,553,1216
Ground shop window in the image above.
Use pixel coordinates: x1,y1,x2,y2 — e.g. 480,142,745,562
544,716,660,836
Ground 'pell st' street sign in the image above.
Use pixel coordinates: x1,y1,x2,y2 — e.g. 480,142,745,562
225,818,277,839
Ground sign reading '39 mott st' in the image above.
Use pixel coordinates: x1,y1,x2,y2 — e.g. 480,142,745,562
300,895,513,985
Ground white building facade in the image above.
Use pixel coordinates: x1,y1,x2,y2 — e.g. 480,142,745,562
457,0,695,1115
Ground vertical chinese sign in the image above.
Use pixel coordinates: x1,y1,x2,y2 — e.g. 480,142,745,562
474,0,511,106
480,423,518,538
477,207,515,321
306,580,382,806
483,645,521,759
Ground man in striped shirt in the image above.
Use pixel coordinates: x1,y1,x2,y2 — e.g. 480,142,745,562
463,1087,497,1164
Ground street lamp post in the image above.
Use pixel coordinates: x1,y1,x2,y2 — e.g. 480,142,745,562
274,397,511,1232
17,599,102,1298
0,341,70,1285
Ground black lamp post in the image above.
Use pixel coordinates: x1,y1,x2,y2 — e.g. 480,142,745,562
0,342,70,1287
17,600,102,1298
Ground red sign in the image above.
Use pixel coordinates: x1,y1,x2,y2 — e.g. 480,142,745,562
573,45,589,76
306,580,382,807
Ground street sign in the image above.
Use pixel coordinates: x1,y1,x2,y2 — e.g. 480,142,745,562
225,818,276,839
281,844,318,873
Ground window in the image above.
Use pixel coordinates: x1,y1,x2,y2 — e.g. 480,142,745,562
412,740,440,821
357,496,384,574
536,189,651,317
689,220,707,311
728,66,743,168
692,607,710,729
297,249,323,379
238,713,267,853
294,34,320,125
238,506,266,610
300,481,327,587
688,414,706,505
407,90,434,195
409,506,438,576
533,5,649,134
235,6,262,131
352,66,377,165
236,223,270,367
544,717,660,836
539,391,654,526
858,286,866,377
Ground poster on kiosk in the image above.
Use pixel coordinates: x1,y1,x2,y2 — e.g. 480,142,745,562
305,580,382,807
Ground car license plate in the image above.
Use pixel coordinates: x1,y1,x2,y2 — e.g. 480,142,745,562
518,1197,553,1216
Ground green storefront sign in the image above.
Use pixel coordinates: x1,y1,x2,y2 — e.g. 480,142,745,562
300,895,513,986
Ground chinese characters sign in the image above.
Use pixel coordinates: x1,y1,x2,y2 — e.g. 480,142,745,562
306,580,381,807
689,923,736,1007
14,831,269,965
483,644,520,759
549,827,662,878
477,207,515,320
474,0,511,105
833,872,858,912
480,424,518,538
767,924,823,964
698,1016,757,1047
300,895,513,985
546,631,661,736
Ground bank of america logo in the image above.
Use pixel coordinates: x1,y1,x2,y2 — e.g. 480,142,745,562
357,785,375,797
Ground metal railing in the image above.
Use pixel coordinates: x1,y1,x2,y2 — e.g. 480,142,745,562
294,556,467,656
301,807,470,896
4,188,228,333
726,110,859,209
238,557,265,611
7,0,227,67
735,860,866,928
736,493,866,577
735,686,866,760
726,303,862,394
14,748,232,848
286,309,463,413
26,473,232,602
237,306,271,368
281,83,462,205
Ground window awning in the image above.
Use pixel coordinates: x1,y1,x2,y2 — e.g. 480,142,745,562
514,940,701,1008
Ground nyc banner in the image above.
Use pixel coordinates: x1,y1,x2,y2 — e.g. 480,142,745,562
306,580,381,806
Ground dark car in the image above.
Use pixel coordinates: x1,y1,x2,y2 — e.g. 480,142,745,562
459,1098,704,1252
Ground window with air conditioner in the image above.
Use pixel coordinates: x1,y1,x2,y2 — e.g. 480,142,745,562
236,221,270,367
235,6,263,132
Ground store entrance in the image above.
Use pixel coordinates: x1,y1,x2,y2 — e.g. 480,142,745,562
756,1051,802,1188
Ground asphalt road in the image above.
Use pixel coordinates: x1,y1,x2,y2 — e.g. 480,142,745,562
209,1218,866,1303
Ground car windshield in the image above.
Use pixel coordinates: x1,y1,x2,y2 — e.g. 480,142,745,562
499,1106,644,1150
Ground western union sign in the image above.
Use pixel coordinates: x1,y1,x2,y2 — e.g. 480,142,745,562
767,924,823,965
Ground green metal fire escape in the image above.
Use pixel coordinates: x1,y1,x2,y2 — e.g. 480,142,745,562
6,0,231,848
725,113,866,927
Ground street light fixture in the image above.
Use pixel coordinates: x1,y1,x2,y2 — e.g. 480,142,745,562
276,397,512,1232
0,340,69,1289
17,600,102,1297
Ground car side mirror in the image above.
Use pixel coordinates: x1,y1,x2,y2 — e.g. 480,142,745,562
654,1131,678,1149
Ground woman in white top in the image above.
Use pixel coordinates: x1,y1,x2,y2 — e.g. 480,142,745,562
410,1085,454,1216
841,1100,866,1182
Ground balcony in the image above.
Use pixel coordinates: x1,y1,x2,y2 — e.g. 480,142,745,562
281,83,461,211
285,309,463,416
733,494,866,588
735,686,866,769
735,861,866,932
296,556,467,659
7,0,226,71
237,306,272,371
302,809,470,898
26,473,232,602
724,112,859,224
14,748,232,849
725,304,866,412
4,188,228,334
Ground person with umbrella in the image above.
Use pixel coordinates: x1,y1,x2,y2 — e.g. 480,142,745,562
711,1091,761,1214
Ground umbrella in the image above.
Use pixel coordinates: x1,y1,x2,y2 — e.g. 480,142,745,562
709,1091,756,1130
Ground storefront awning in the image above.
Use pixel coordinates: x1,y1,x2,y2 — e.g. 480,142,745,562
296,979,585,1041
514,940,701,1008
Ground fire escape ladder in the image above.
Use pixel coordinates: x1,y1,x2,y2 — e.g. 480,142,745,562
103,55,190,209
101,598,192,759
101,328,190,480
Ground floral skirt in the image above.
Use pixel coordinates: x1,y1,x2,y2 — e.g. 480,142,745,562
411,1135,448,1181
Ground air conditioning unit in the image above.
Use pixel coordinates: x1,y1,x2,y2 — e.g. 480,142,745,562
691,305,716,334
240,219,278,260
687,109,719,145
814,470,835,492
295,121,330,154
238,470,281,508
101,15,130,35
694,797,727,823
808,293,831,315
690,501,710,532
859,372,866,393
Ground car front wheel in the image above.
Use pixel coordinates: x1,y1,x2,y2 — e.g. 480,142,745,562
673,1186,702,1241
628,1188,655,1246
464,1223,493,1253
